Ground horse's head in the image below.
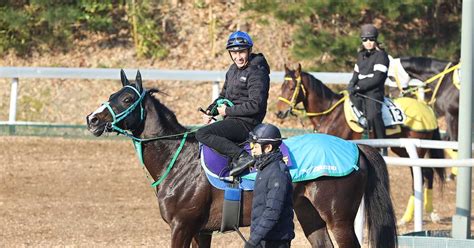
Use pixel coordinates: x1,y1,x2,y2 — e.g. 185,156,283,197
86,69,145,136
276,63,305,119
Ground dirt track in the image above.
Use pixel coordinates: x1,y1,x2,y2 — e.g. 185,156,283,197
1,136,472,247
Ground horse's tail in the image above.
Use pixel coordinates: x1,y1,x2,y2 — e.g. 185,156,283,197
428,128,446,184
358,144,398,248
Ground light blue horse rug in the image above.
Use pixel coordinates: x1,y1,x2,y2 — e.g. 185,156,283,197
200,133,359,191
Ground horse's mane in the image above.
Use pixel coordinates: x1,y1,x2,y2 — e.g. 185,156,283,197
400,56,456,75
147,88,188,134
302,71,339,98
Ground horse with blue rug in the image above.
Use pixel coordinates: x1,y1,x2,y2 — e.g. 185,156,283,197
86,70,397,248
276,64,445,225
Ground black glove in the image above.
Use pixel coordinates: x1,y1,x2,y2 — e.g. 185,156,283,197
205,103,217,116
348,85,355,94
349,85,361,95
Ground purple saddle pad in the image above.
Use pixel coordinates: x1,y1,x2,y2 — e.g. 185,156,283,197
200,143,292,178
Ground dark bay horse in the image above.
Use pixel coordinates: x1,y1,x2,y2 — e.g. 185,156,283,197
276,64,445,225
86,70,397,247
390,57,460,141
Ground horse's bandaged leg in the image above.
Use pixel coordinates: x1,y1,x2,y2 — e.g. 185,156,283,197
451,167,458,176
400,195,415,224
424,188,433,213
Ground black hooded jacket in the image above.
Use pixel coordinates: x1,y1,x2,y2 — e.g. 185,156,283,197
348,48,389,99
248,152,295,246
207,53,270,125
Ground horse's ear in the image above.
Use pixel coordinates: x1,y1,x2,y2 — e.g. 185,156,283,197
135,70,143,92
121,69,130,86
284,63,290,74
296,63,302,77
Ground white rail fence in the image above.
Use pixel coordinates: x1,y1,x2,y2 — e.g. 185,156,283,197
351,138,474,244
0,66,352,125
2,67,474,243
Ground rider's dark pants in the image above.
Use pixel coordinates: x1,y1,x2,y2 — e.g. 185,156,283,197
260,240,291,248
196,118,255,158
351,94,385,139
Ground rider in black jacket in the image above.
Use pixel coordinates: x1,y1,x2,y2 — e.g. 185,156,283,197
196,31,270,176
245,124,294,248
348,24,389,139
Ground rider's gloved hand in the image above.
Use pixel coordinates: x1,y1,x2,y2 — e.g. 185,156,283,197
206,103,216,115
350,85,361,95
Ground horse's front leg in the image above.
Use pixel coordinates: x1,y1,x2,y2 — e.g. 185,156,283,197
170,222,199,248
191,232,212,248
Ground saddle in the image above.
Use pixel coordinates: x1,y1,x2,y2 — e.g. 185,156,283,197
343,93,438,133
200,143,292,185
200,133,360,185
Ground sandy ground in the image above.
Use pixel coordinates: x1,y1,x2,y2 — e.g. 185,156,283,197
1,136,472,247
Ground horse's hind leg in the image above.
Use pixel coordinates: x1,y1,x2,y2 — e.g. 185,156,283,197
422,168,442,223
326,221,360,248
294,196,333,247
191,232,212,248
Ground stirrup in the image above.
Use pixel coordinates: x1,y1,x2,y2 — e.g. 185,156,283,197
229,154,255,176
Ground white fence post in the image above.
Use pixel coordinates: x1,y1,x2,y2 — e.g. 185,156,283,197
8,77,18,124
403,140,423,231
8,77,19,134
212,81,220,101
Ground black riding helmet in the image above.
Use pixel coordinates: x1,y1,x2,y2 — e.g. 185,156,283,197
360,24,378,39
248,123,284,148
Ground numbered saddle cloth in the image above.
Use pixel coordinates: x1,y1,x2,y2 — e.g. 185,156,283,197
200,133,360,190
343,94,404,135
343,93,437,133
392,97,438,132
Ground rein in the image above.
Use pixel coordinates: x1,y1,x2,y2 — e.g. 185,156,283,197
102,85,194,187
424,62,460,85
396,62,461,104
427,62,460,105
278,76,346,117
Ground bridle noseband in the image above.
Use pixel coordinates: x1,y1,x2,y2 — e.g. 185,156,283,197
278,76,306,116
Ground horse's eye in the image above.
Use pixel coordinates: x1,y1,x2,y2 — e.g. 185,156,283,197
124,97,133,103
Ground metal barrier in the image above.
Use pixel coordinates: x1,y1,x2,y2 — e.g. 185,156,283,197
0,66,352,126
351,138,474,244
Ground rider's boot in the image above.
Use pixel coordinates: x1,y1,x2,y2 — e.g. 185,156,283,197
229,152,255,176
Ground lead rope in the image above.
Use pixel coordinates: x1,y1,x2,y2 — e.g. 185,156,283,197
102,86,198,188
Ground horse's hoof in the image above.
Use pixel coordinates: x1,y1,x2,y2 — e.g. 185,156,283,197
430,212,441,223
446,173,456,182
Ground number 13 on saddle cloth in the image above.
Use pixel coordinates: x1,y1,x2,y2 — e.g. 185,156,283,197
343,91,438,135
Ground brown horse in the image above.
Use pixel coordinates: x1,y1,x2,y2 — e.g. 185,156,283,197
86,70,397,247
276,64,445,225
389,56,460,141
